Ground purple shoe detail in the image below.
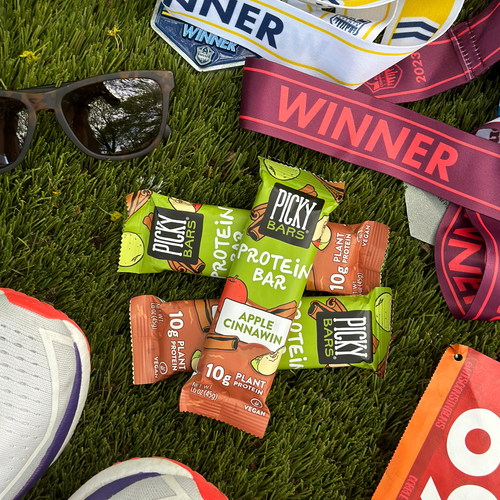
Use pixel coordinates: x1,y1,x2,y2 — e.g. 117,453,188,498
13,343,83,500
84,473,162,500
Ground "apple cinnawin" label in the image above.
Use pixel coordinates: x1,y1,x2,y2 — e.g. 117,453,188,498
215,299,291,351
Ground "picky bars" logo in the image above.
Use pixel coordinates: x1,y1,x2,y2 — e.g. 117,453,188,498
260,183,324,248
316,310,373,365
147,207,203,265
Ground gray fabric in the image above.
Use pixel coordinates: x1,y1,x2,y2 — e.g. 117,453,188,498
110,476,176,499
109,474,204,500
405,184,449,245
175,476,204,500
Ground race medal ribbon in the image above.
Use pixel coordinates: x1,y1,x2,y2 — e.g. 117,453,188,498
359,0,500,103
161,0,463,87
240,58,500,221
434,205,500,321
434,118,500,321
293,0,395,10
372,345,500,500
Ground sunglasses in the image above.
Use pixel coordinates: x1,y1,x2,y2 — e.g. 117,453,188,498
0,70,175,174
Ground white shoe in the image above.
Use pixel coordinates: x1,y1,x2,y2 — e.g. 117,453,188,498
68,457,228,500
0,289,91,500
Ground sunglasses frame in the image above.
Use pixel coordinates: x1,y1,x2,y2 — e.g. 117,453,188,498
0,70,175,174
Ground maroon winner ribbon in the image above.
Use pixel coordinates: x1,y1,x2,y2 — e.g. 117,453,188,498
240,58,500,221
240,58,500,319
435,118,500,320
434,205,500,320
358,0,500,103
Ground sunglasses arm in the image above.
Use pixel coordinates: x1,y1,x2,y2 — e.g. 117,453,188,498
19,82,75,93
163,125,171,140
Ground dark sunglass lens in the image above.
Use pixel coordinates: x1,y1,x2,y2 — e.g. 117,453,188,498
0,98,29,167
61,78,163,156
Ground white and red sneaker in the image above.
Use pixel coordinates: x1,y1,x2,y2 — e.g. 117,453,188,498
0,289,91,500
68,457,228,500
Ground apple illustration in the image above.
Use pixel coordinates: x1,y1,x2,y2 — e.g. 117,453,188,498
217,276,248,312
262,159,300,180
318,225,332,250
251,346,286,376
375,292,392,332
169,197,202,212
190,350,202,372
312,216,328,241
118,232,144,267
312,216,330,249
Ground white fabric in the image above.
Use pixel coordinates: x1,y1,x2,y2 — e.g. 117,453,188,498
110,476,176,499
297,3,398,43
109,475,204,500
68,458,205,500
310,0,394,8
0,292,90,500
162,0,464,87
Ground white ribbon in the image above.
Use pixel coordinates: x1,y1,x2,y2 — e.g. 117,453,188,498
162,0,464,87
288,1,398,43
308,0,394,7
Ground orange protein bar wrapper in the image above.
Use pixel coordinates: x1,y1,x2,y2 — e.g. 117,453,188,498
179,158,344,437
307,221,389,295
372,345,500,500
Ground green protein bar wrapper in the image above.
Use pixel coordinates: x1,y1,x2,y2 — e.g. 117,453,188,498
118,191,248,276
129,288,392,385
118,189,390,295
178,158,345,437
283,289,391,376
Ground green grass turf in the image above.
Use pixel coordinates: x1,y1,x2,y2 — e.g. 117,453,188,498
1,0,500,498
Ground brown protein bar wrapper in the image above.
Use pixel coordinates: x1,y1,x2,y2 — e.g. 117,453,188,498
130,297,218,382
306,221,389,295
178,157,344,438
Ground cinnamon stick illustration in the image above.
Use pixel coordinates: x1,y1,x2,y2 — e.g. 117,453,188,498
194,299,215,333
247,203,267,241
205,334,239,351
308,297,347,319
126,189,152,219
168,259,206,274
